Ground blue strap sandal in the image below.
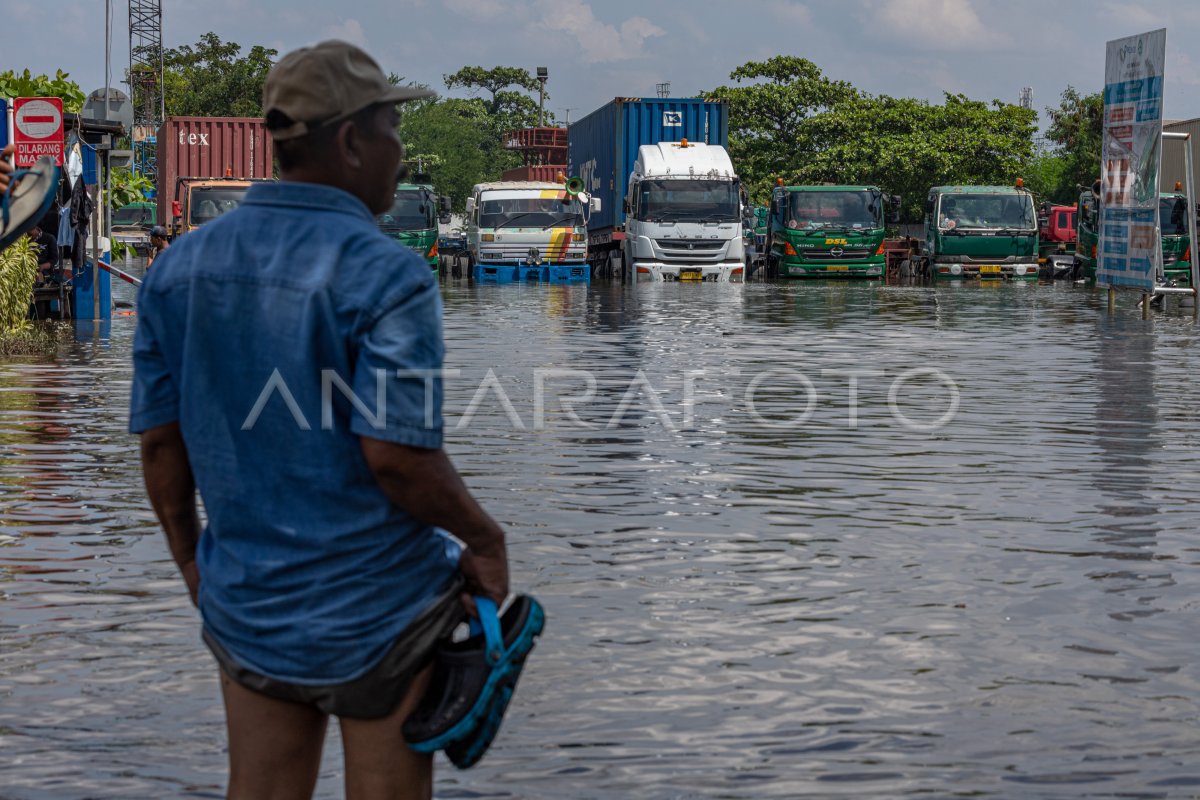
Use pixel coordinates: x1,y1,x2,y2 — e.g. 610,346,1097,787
0,156,60,253
404,594,545,768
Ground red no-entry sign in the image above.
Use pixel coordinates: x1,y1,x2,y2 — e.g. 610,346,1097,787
13,97,64,167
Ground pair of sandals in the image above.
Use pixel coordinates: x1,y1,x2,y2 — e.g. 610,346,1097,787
405,594,545,769
0,156,59,252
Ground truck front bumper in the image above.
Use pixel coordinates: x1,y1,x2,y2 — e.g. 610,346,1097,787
780,259,883,278
634,261,744,282
933,262,1038,280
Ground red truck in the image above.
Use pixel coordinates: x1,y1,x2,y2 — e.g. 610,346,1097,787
156,117,275,237
1038,202,1077,278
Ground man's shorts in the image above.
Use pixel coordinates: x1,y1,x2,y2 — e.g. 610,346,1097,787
203,577,465,719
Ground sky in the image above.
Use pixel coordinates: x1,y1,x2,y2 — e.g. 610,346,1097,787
7,0,1200,127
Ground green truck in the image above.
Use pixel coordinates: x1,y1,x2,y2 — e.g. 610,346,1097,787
918,184,1039,280
1075,188,1192,286
764,185,896,278
377,180,452,273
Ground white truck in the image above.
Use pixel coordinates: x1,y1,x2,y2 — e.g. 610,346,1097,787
622,141,745,281
464,181,596,282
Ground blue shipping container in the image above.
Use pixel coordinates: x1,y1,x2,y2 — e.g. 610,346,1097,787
568,98,728,235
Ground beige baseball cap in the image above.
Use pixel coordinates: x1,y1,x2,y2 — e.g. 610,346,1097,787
263,40,435,140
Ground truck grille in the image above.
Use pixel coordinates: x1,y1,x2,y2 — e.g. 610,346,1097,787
655,239,728,263
802,247,872,259
656,239,725,250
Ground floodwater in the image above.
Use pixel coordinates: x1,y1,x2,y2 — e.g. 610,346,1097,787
3,266,1200,799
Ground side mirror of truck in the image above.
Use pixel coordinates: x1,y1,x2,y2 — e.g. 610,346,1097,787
623,198,631,214
465,198,475,214
439,196,452,213
888,195,902,224
591,197,602,213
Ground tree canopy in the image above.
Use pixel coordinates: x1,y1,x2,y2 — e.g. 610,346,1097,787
1043,87,1103,201
0,69,85,112
150,33,277,117
709,57,1038,220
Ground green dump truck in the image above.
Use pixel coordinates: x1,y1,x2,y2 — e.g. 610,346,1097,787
917,184,1039,280
377,180,452,273
764,185,896,278
1075,187,1192,286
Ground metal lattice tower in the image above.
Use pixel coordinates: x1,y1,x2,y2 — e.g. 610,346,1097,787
1019,86,1033,110
656,82,671,99
129,0,164,179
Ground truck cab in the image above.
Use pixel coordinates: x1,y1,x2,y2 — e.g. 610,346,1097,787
376,181,452,274
765,185,897,278
465,181,591,281
622,141,744,281
922,184,1039,280
171,177,268,237
1075,187,1192,286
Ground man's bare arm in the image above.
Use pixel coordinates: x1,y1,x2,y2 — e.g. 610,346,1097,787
141,422,202,605
360,438,508,604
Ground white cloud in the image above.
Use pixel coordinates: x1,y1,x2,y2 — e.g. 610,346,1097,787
864,0,1001,50
325,18,369,49
532,0,664,63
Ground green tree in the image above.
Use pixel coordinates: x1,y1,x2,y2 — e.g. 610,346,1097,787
1045,87,1102,195
1022,152,1073,205
707,56,857,201
401,98,494,212
150,33,277,117
443,66,545,123
0,69,85,112
804,93,1037,220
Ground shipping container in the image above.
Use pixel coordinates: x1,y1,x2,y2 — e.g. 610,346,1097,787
155,117,274,225
501,165,568,183
567,98,728,236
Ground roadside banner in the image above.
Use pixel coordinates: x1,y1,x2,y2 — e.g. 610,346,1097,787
13,96,65,167
1097,28,1167,292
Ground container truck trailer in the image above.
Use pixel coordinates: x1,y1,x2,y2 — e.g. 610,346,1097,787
155,116,274,238
568,97,742,280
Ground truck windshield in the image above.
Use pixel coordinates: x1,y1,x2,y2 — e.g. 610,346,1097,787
114,205,154,226
636,179,739,222
1161,196,1188,236
479,196,582,229
787,190,879,230
379,189,434,230
938,193,1036,231
190,188,246,225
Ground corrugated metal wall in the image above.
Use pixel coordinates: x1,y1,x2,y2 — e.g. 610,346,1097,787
1161,118,1200,197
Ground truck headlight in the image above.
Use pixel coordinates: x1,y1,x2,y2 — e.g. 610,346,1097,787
1014,265,1028,276
950,263,962,275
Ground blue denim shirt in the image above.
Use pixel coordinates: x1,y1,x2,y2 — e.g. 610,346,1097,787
130,181,461,684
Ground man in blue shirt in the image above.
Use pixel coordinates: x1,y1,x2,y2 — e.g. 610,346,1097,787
130,41,509,799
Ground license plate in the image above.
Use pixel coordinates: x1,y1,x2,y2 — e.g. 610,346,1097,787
826,265,849,272
979,265,1002,274
680,270,702,281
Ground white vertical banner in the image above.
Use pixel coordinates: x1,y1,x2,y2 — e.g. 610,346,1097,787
1097,28,1167,292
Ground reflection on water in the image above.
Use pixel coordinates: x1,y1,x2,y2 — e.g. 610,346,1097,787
4,276,1200,798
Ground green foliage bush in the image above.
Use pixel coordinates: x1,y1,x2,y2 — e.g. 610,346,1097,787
0,237,38,335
